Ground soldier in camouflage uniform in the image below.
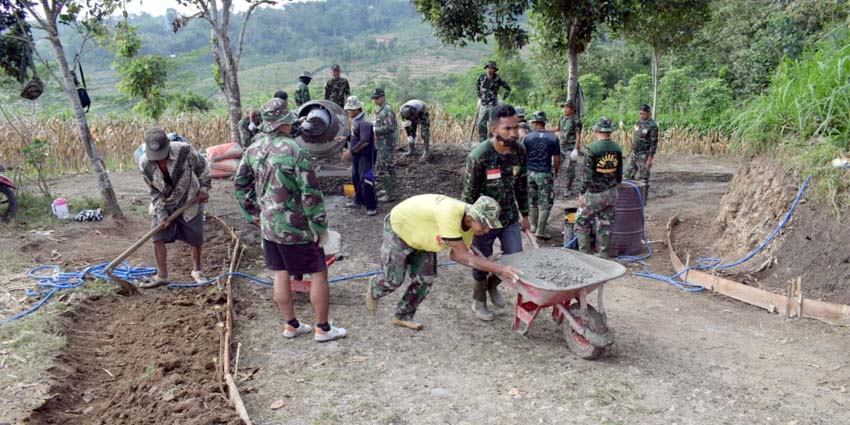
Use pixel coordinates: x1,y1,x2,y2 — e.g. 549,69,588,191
238,109,261,148
516,107,530,140
576,117,623,258
624,104,659,197
234,98,347,342
371,88,398,202
323,64,350,108
366,195,519,331
555,100,583,197
462,104,530,321
476,61,511,142
399,99,431,161
295,71,312,108
523,111,561,240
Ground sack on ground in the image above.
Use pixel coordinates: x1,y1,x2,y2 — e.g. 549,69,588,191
210,158,240,179
206,142,243,163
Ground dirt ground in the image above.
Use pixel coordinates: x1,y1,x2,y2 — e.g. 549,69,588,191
1,145,849,424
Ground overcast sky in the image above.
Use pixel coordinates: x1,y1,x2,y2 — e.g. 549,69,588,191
123,0,313,16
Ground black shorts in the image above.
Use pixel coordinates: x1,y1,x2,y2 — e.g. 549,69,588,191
262,239,327,275
152,212,204,247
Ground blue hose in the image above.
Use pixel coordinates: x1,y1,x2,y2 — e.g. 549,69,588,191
614,175,811,292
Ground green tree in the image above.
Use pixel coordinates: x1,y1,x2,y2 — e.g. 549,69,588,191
658,67,694,115
690,77,733,124
619,0,710,118
111,22,169,121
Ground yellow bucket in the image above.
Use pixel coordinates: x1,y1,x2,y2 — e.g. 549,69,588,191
566,212,576,223
343,183,355,198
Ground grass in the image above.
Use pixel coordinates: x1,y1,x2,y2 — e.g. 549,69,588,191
13,193,106,228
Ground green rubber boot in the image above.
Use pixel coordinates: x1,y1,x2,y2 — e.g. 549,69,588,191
486,274,505,308
529,207,539,234
535,208,552,240
472,279,495,321
598,234,612,259
420,142,430,161
577,233,592,254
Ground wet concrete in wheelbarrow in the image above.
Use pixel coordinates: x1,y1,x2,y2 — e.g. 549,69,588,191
496,248,626,290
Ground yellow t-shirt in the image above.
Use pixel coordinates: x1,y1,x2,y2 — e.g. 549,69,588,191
390,194,474,252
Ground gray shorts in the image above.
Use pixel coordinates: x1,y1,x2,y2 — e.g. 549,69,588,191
152,211,204,247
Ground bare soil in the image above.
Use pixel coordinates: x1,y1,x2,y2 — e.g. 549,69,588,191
3,149,850,425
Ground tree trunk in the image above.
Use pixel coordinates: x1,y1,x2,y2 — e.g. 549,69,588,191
651,46,660,119
46,25,125,219
567,18,580,102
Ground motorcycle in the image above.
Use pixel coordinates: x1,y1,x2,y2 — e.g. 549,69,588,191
0,163,17,222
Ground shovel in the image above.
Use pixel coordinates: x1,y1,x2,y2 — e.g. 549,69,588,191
524,229,540,250
104,197,201,295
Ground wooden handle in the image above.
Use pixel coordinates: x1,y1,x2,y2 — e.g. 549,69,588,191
524,229,539,250
105,197,200,273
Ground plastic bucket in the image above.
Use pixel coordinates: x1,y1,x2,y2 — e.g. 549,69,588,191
52,198,69,219
563,207,578,248
343,183,355,198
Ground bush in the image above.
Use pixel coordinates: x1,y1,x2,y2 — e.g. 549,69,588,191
171,91,214,113
691,78,733,125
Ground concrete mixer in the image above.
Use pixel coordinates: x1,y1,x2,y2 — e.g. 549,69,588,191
295,100,351,177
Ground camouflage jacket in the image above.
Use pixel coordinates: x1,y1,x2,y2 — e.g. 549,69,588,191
632,118,659,156
373,102,397,144
238,116,259,148
461,140,529,226
295,81,311,107
558,114,582,149
323,77,350,107
234,133,328,245
139,141,211,223
581,138,623,194
476,74,511,107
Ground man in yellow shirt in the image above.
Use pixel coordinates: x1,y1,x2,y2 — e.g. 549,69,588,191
366,195,523,330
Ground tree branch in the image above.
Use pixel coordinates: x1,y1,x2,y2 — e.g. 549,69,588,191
236,0,275,67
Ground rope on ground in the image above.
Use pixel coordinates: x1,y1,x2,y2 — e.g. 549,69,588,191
615,175,811,292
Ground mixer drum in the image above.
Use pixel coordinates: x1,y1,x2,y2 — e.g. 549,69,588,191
295,100,350,159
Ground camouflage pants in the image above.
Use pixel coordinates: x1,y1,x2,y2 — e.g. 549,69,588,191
528,171,555,210
406,114,431,149
575,187,618,237
560,143,578,193
369,215,437,320
624,151,651,187
375,136,397,198
477,105,494,142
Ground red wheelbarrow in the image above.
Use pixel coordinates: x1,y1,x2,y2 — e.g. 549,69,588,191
494,248,627,360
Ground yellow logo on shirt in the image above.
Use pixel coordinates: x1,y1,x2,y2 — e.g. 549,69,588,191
595,153,619,174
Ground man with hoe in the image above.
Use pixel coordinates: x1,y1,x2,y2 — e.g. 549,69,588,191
399,98,431,161
234,98,347,343
555,100,583,197
324,64,350,109
576,117,623,258
372,88,398,203
624,104,658,197
476,61,511,142
366,194,522,331
462,104,530,321
139,128,211,288
340,95,378,216
523,111,561,240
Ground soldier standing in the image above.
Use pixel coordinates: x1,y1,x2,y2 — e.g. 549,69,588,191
523,111,561,240
295,71,312,108
462,104,530,321
516,107,530,140
234,98,347,342
624,104,659,196
475,61,511,142
576,117,623,258
323,64,350,108
238,109,261,148
399,99,431,161
555,100,583,197
371,88,398,203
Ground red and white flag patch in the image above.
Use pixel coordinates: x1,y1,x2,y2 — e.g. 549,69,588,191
486,169,501,180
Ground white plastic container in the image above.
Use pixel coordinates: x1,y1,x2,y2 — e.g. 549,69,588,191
51,198,70,219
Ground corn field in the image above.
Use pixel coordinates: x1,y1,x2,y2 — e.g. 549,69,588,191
0,108,730,177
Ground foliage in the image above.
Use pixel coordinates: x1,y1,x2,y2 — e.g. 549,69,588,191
0,1,34,83
170,90,213,113
111,22,169,121
619,0,709,55
21,138,51,197
412,0,529,50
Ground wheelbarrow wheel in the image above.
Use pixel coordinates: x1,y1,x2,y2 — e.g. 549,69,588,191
563,304,607,360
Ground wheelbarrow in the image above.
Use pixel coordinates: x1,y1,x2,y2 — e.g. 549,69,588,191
291,230,343,293
494,247,627,360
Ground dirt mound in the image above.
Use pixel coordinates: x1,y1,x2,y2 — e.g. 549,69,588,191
698,159,850,304
25,217,241,424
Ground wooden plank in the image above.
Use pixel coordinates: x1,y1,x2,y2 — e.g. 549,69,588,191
226,373,253,425
667,216,850,326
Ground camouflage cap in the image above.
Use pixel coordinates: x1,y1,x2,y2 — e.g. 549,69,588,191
515,107,527,118
468,196,503,229
299,71,312,79
484,60,498,70
344,95,364,110
561,99,576,108
261,98,293,132
144,128,170,161
530,111,547,123
593,116,615,133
